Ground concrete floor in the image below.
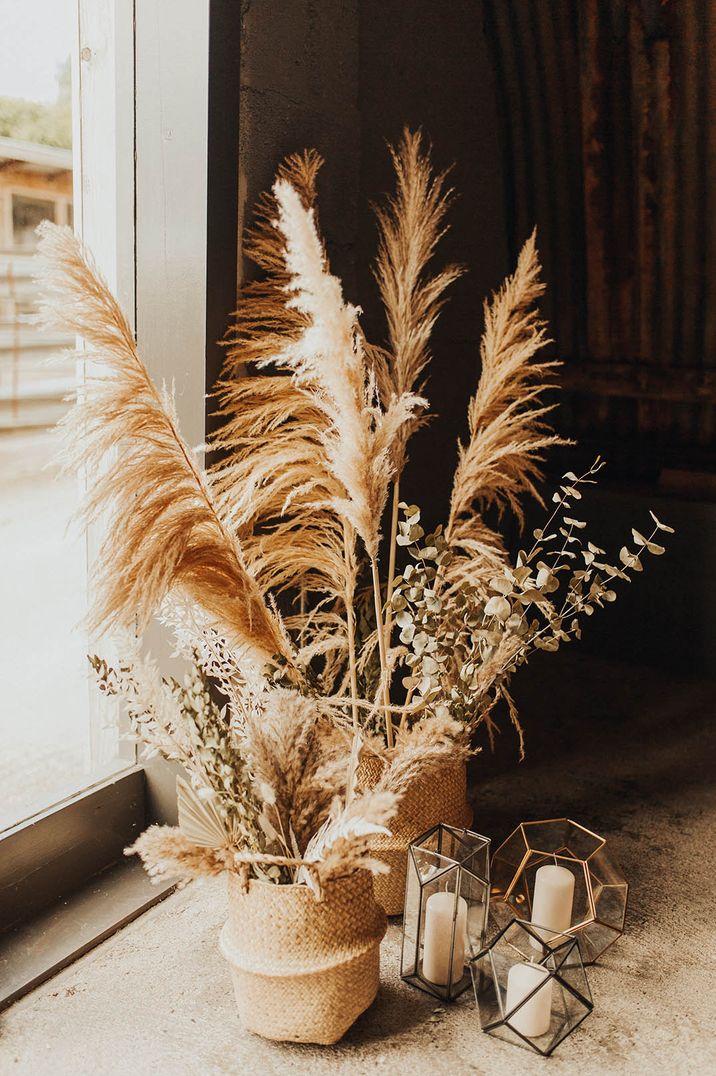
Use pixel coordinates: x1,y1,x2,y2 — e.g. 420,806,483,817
1,653,715,1075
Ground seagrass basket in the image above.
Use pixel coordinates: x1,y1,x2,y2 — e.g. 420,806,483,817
358,757,473,916
219,869,387,1044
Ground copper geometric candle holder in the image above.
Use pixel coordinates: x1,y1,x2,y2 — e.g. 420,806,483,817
490,819,628,964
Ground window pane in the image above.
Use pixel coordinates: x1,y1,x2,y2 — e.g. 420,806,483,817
0,0,127,832
12,195,56,249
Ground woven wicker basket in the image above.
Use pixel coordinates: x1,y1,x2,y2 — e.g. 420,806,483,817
358,757,473,916
219,869,387,1044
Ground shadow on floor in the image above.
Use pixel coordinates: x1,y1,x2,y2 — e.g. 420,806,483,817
467,650,716,853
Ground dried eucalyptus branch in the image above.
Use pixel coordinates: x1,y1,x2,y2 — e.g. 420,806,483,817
390,462,673,750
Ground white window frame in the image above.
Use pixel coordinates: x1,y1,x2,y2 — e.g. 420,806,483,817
76,0,210,801
0,0,212,986
76,0,209,435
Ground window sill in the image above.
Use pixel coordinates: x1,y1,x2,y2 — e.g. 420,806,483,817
0,766,176,1010
0,856,174,1012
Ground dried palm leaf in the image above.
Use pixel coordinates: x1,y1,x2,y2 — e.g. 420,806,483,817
36,222,290,668
176,775,231,849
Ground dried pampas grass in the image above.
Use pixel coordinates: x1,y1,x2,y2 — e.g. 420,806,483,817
269,178,424,563
446,231,568,592
127,825,233,884
368,713,473,794
212,154,360,706
213,151,349,608
37,223,290,667
373,127,463,473
301,789,398,889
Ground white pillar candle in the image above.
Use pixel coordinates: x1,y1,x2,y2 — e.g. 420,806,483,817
422,891,467,986
531,863,575,944
506,961,553,1038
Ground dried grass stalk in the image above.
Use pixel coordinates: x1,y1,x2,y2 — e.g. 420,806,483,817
269,178,425,563
446,231,568,590
373,127,463,472
243,689,351,854
128,826,232,883
37,222,289,666
371,129,463,706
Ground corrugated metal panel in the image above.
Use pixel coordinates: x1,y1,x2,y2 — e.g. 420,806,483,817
484,0,716,468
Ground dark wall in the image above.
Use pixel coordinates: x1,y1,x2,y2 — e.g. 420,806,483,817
237,0,510,526
232,1,710,679
238,0,360,294
357,1,509,525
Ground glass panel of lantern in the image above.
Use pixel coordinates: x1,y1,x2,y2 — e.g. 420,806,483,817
401,824,491,1001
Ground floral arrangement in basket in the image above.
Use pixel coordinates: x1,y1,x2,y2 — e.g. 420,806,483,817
37,128,671,924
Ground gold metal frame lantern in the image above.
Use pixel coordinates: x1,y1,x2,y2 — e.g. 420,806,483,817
490,819,628,964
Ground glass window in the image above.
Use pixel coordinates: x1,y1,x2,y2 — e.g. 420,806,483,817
11,194,57,250
0,0,126,832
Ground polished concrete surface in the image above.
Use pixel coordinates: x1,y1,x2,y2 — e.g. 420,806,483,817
1,654,714,1074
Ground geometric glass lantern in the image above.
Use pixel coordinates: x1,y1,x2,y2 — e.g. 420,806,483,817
401,824,490,1001
490,819,628,964
471,918,593,1056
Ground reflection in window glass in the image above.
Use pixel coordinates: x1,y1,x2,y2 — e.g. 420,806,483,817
11,194,57,249
0,0,125,831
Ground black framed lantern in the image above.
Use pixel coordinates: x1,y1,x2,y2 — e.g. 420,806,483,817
400,823,490,1001
471,918,593,1056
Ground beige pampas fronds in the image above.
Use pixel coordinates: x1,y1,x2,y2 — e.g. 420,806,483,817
127,825,232,884
243,688,351,854
212,376,348,596
302,788,398,886
37,222,290,667
369,713,473,794
445,231,568,589
373,127,463,471
269,178,424,563
212,154,354,668
222,149,323,373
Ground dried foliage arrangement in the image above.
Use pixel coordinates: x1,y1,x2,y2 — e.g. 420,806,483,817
39,126,672,852
210,127,670,760
91,647,397,895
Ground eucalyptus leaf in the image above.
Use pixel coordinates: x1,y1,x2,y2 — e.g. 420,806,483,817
649,509,675,534
484,595,511,620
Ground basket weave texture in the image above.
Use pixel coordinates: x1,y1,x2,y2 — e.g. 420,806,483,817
358,757,473,916
220,869,387,1044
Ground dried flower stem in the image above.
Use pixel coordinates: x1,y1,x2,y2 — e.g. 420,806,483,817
383,476,401,650
343,520,359,729
370,556,394,746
